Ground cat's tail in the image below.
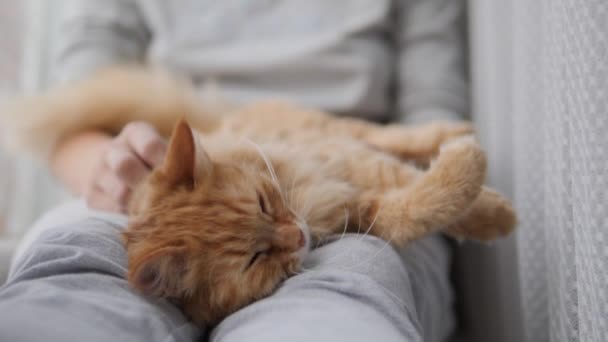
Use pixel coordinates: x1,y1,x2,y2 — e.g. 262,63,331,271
0,67,226,161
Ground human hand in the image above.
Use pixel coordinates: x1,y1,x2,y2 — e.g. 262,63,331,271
85,122,167,213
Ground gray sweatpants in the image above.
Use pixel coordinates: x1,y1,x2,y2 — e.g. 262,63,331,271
0,201,455,342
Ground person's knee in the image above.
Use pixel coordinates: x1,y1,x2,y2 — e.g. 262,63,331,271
304,234,403,272
12,200,127,268
300,234,413,297
10,213,128,281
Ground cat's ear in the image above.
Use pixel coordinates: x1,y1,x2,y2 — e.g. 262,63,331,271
128,245,188,298
163,118,212,188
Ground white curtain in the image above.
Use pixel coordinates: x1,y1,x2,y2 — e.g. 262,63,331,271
470,0,608,341
514,1,608,341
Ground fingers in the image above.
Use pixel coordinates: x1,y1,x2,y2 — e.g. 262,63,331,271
105,142,150,188
84,121,167,214
97,163,132,204
121,122,167,168
85,158,132,213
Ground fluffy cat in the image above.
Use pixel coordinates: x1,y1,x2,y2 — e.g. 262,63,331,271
2,68,516,325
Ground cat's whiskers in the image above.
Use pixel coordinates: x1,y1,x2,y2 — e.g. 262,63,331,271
287,176,300,216
282,179,312,256
309,206,349,250
300,190,316,223
295,187,307,220
359,204,381,241
330,232,411,309
314,232,324,248
357,206,362,234
312,229,395,273
291,268,309,276
245,139,288,206
304,204,382,267
340,231,395,272
338,206,350,242
288,175,298,205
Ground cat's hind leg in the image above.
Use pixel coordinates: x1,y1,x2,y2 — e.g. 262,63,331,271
358,136,487,246
444,186,517,242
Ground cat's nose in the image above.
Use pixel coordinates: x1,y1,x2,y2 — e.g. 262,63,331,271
274,225,305,251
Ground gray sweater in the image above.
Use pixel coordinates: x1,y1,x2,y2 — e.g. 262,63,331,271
52,0,468,123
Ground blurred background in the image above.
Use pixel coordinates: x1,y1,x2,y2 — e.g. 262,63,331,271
0,0,22,234
0,1,607,342
0,1,69,239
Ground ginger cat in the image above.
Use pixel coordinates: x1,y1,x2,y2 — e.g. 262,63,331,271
2,68,516,325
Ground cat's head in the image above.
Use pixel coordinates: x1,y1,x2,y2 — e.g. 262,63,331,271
123,119,310,325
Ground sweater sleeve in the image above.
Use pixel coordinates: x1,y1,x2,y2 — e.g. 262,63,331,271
395,0,469,124
50,0,150,85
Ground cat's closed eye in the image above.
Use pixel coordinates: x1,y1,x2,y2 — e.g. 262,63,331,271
258,192,271,216
245,250,267,271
